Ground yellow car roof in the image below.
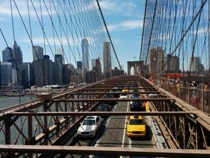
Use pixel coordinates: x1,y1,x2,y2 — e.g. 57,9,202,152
129,115,143,119
122,89,128,92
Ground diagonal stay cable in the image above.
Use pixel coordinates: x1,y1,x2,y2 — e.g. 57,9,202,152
139,0,148,62
96,0,122,70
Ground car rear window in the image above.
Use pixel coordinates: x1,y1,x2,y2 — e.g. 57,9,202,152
129,119,144,125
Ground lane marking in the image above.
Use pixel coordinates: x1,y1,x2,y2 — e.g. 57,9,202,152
94,102,118,147
120,100,130,158
121,101,129,147
129,134,132,148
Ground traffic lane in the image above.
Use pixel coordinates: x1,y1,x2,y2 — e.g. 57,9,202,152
95,101,155,158
95,101,128,147
57,117,109,158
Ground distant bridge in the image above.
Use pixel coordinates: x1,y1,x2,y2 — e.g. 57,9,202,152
0,0,210,157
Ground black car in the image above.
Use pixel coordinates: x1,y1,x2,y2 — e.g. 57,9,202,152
130,96,145,111
105,94,117,105
96,103,112,118
110,87,120,98
132,93,140,97
96,103,111,111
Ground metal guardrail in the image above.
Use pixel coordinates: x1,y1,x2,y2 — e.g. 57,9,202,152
147,115,168,149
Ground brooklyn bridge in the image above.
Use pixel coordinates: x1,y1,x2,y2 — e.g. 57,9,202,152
0,0,210,158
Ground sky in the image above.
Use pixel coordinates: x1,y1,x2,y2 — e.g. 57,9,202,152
99,0,145,70
0,0,145,72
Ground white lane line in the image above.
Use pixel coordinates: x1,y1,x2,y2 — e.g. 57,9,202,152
120,100,130,158
129,134,132,148
121,101,129,147
127,101,132,149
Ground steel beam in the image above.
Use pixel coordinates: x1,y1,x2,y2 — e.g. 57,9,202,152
11,111,194,116
0,145,209,157
51,98,174,102
69,91,161,95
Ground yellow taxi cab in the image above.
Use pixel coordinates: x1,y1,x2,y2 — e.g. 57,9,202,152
122,88,129,93
120,88,129,99
126,115,146,137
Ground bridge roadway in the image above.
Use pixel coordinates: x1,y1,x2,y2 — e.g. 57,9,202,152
1,75,210,157
55,101,155,158
92,101,155,158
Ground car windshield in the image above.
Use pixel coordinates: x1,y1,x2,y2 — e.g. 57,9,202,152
83,119,95,125
129,119,144,125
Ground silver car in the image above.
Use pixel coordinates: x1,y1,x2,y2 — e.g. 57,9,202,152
77,116,102,138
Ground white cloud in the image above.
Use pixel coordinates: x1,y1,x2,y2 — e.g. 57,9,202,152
93,20,143,34
0,0,55,17
108,20,143,32
0,1,11,15
99,0,138,16
21,36,95,46
193,27,209,35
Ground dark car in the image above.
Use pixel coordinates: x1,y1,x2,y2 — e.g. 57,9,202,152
130,96,145,111
110,87,120,98
132,88,139,93
96,103,112,118
96,103,111,111
105,94,117,105
132,93,140,97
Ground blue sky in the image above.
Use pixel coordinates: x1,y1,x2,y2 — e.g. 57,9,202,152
99,0,145,70
0,0,145,72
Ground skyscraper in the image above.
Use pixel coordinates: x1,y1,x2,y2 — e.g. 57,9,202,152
92,59,97,69
33,46,44,61
57,48,65,64
12,41,23,68
53,54,63,85
165,54,180,73
43,55,53,85
18,62,33,89
0,62,12,86
81,38,89,76
2,47,13,63
189,56,201,73
32,46,44,86
103,42,112,78
77,61,82,69
33,59,44,87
